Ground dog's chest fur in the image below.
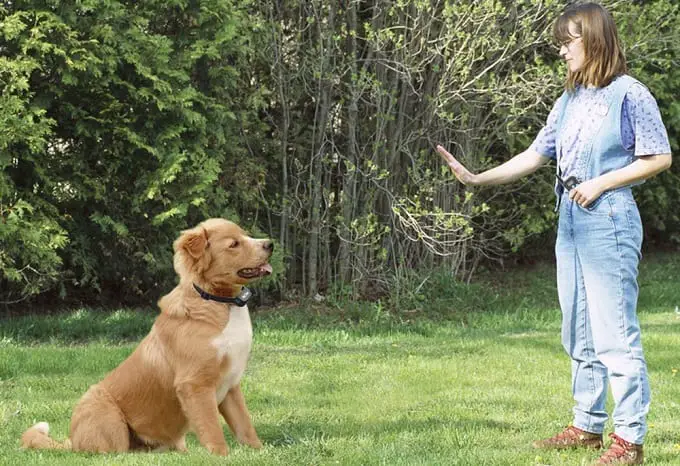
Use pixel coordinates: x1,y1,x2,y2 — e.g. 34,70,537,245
212,305,253,403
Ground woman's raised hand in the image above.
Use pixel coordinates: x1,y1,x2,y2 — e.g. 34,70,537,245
436,145,478,186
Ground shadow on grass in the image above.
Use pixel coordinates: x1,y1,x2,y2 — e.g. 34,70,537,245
0,308,156,344
1,251,678,345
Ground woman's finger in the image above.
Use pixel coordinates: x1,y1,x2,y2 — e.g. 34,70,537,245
436,145,463,171
436,145,455,162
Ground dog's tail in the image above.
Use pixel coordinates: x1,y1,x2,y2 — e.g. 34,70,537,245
21,422,72,450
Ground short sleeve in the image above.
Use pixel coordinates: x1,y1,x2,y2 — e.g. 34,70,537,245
529,96,564,160
621,83,671,156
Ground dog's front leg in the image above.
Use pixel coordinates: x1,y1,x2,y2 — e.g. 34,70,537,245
176,382,228,455
218,384,263,449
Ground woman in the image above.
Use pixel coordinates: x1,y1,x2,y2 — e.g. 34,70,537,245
436,3,671,465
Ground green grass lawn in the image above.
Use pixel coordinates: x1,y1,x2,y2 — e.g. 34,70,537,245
1,254,680,465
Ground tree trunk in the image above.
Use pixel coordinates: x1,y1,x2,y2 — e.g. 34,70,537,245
307,1,334,297
339,0,359,286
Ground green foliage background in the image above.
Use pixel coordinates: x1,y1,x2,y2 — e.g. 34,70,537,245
1,0,274,303
1,0,678,305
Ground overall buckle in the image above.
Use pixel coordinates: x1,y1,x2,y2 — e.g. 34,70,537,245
556,174,580,191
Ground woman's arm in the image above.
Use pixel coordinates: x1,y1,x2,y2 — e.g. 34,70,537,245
569,153,672,207
436,145,552,186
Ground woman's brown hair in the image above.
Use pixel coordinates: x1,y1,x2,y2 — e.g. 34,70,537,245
554,2,627,91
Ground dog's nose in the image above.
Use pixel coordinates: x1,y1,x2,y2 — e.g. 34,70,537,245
263,240,274,252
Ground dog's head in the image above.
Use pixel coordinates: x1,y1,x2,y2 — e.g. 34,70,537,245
173,219,273,292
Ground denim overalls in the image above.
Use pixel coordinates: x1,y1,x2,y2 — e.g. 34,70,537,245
553,75,649,444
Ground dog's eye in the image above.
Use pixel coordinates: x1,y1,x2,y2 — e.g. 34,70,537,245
229,240,239,249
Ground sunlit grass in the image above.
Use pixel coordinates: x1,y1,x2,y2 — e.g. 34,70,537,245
1,253,679,465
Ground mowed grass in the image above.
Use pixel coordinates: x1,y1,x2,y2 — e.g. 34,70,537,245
1,254,680,465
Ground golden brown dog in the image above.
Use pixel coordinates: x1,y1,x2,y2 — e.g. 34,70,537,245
21,218,273,455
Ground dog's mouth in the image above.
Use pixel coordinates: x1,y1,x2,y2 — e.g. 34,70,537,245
237,263,273,279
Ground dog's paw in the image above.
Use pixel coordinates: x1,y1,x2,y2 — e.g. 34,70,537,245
206,442,228,456
173,436,188,452
239,433,263,449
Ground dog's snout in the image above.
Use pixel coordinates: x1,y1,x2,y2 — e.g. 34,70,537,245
263,240,274,253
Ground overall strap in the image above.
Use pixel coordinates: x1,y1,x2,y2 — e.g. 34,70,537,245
554,91,572,180
553,90,572,212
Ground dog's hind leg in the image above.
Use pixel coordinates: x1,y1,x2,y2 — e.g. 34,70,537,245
69,385,131,453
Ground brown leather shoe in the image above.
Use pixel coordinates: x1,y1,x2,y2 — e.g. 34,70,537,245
592,433,643,465
532,425,604,450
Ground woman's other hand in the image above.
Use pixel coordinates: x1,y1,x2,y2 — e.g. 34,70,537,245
568,178,606,208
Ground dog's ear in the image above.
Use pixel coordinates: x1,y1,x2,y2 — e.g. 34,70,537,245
173,226,211,280
175,226,209,259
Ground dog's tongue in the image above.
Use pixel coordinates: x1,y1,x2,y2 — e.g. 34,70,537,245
260,263,273,274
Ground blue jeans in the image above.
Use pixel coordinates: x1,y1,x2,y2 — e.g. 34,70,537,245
556,189,650,445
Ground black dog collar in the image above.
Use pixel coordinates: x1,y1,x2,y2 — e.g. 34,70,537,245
193,283,252,307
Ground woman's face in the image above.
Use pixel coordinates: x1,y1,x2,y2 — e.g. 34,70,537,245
559,21,585,72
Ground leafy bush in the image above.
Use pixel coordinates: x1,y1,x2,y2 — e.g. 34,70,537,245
1,1,270,303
